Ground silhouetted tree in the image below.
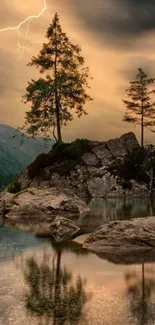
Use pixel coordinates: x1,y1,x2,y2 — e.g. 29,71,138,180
22,13,92,142
122,68,155,147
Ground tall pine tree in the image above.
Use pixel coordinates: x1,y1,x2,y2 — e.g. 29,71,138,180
122,68,155,147
22,13,92,142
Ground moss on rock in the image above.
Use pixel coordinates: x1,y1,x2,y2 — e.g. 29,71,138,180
7,179,21,194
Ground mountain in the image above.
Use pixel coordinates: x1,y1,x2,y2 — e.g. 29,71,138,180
0,124,54,188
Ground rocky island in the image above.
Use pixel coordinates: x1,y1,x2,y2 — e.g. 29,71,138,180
6,131,151,198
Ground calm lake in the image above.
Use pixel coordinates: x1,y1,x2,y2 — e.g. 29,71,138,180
0,198,155,325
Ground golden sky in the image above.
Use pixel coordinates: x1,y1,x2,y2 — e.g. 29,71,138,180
0,0,155,143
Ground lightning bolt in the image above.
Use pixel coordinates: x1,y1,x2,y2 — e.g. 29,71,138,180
0,0,47,59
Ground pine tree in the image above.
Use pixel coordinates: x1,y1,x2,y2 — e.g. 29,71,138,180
122,68,155,147
22,13,92,142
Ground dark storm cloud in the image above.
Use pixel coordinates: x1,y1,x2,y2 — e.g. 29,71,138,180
57,0,155,48
119,56,155,80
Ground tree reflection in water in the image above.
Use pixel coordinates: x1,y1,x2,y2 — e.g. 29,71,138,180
125,263,155,325
22,246,89,325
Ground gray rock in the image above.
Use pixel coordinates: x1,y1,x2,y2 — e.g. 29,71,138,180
5,187,90,224
87,166,98,174
16,132,142,199
82,152,98,166
18,168,31,191
94,166,107,177
120,132,139,152
106,138,127,157
126,181,149,197
84,217,155,254
92,143,112,162
87,173,116,197
49,216,80,242
102,181,150,198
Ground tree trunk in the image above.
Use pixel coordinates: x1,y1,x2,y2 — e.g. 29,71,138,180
141,111,144,148
56,109,62,142
141,81,144,148
54,28,62,142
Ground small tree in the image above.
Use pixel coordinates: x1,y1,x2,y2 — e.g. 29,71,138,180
122,68,155,147
22,13,92,142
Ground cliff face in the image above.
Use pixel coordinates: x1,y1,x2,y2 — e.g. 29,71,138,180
13,131,149,198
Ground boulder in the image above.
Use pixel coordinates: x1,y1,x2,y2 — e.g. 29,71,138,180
81,152,98,166
92,143,112,163
87,173,116,197
3,187,90,224
84,217,155,254
106,138,127,157
120,132,139,152
49,216,80,242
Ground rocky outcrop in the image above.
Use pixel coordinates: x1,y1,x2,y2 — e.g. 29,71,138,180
83,217,155,254
12,132,144,198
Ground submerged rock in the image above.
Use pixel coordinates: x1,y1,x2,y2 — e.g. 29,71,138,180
49,216,80,242
84,217,155,254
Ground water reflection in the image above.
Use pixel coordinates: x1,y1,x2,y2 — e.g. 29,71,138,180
2,228,155,325
125,263,155,325
80,198,155,232
22,244,90,325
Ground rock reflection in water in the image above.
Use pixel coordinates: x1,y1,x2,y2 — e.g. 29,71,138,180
80,198,155,232
22,243,90,325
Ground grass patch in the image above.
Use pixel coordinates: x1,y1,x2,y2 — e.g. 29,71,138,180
7,179,21,194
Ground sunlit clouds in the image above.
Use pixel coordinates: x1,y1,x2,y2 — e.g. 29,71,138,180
0,0,155,143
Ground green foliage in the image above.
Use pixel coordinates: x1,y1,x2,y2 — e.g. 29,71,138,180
52,141,69,152
108,147,154,185
28,138,91,178
64,138,91,159
22,13,92,141
49,160,78,176
122,68,155,147
7,179,21,194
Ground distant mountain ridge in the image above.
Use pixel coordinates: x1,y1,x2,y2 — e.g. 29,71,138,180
0,124,54,188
